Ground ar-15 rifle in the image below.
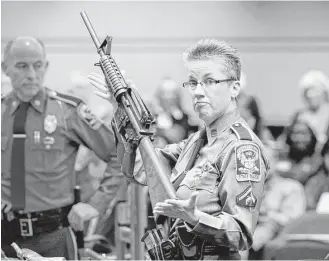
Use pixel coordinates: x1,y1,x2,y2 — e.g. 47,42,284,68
80,12,176,226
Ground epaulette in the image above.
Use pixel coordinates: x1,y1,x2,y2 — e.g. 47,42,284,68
47,90,82,107
230,122,253,141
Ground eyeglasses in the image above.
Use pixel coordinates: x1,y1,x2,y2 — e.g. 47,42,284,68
182,78,236,91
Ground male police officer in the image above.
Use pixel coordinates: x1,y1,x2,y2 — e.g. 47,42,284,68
88,39,270,260
1,37,122,259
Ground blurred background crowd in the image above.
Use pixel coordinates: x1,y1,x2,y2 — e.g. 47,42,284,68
2,1,329,260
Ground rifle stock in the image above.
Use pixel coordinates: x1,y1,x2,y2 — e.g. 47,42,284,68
80,11,176,224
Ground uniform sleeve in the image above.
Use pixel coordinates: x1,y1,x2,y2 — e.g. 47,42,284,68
87,150,125,215
65,103,116,162
134,139,188,185
186,140,269,251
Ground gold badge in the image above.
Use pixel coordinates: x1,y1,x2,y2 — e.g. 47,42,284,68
44,115,57,134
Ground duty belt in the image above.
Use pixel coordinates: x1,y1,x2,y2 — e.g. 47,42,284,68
2,205,72,243
142,225,239,260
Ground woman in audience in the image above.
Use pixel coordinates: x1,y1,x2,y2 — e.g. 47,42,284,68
304,136,329,210
276,118,322,185
293,70,329,147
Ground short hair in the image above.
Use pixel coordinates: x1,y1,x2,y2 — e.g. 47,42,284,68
2,37,47,63
182,38,241,80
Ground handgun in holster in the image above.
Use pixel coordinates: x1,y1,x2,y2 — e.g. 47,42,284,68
141,225,207,260
141,226,179,260
175,226,205,260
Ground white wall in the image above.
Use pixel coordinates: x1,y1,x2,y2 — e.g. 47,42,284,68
2,1,329,125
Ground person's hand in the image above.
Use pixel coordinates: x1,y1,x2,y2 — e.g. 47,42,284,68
153,192,200,226
74,145,96,172
86,72,117,110
68,202,100,231
1,199,12,214
1,199,13,220
86,71,137,112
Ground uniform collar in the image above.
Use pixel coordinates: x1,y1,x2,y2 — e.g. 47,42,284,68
30,88,46,113
9,88,46,114
205,108,241,145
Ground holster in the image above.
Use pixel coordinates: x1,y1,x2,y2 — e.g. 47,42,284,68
175,226,205,260
141,228,179,260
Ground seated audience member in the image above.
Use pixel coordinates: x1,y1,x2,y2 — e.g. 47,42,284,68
276,118,322,185
293,70,329,146
153,77,199,146
237,72,274,142
304,136,329,210
249,145,306,260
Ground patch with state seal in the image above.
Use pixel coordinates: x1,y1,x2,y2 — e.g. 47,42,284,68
77,104,102,130
235,143,261,182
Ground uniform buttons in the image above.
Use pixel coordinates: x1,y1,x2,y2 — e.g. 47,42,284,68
34,100,40,106
45,144,51,150
12,101,17,107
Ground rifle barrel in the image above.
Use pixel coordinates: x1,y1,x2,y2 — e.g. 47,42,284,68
80,11,102,49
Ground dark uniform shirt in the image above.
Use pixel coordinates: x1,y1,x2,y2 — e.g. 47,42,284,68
1,88,118,214
120,108,270,251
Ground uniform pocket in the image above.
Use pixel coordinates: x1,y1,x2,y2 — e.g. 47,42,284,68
193,172,218,193
179,168,219,194
27,132,66,172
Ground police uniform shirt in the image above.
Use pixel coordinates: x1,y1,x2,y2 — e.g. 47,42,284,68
1,88,117,213
127,108,270,250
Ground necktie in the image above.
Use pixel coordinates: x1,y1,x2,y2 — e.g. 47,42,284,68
11,102,30,210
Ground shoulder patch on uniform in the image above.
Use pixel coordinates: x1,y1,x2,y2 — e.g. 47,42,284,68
230,122,253,141
77,103,102,130
236,185,257,209
235,143,261,182
48,90,82,107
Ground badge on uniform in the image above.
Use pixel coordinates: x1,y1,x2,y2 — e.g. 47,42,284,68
77,104,102,130
236,185,257,209
235,143,261,182
44,115,57,134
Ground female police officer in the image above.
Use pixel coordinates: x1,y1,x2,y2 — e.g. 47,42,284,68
88,38,270,260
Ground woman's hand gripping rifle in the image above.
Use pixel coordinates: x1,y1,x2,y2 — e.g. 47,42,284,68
80,11,176,228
